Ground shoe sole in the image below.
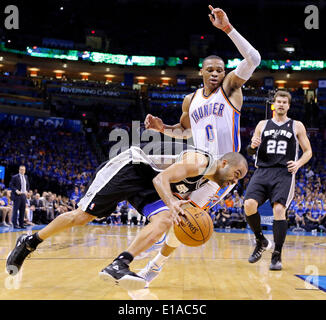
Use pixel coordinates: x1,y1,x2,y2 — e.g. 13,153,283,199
269,265,282,271
99,272,146,291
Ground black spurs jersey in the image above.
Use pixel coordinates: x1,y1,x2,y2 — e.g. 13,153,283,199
169,149,214,194
255,118,299,168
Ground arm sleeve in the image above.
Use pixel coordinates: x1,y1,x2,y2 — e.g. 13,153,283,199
227,28,261,80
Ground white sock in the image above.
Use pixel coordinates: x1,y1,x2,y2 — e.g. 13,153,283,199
151,252,168,267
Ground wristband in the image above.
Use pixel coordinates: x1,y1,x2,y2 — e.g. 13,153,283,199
247,145,257,156
222,23,233,34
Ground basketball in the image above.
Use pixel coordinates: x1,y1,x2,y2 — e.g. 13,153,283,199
173,206,214,247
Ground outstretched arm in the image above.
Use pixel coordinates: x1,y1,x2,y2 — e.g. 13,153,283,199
208,5,261,93
144,93,193,139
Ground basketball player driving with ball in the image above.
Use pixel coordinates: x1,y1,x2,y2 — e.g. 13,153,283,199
6,146,247,291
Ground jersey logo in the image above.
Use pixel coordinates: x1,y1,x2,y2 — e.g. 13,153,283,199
176,184,189,194
264,129,292,139
190,102,225,124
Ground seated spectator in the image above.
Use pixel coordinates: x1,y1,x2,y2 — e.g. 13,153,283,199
229,206,246,229
214,207,231,229
127,207,146,226
224,194,234,208
31,193,48,224
0,189,13,227
319,204,326,232
70,186,82,202
111,209,121,225
294,203,306,229
304,203,321,232
25,190,35,226
118,201,130,225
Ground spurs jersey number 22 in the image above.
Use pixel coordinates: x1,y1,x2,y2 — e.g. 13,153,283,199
189,86,241,157
256,119,299,168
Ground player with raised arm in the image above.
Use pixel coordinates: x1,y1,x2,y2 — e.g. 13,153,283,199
139,4,261,287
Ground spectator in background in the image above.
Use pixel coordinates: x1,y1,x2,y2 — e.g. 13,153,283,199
224,194,234,208
294,203,305,230
127,207,146,226
215,206,232,229
0,179,5,191
9,165,30,229
304,203,320,232
118,201,130,225
70,186,82,202
110,209,121,225
31,193,47,224
0,189,13,227
319,204,326,232
25,190,35,226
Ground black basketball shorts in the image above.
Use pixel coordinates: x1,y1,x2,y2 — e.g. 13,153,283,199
244,167,296,208
78,147,160,218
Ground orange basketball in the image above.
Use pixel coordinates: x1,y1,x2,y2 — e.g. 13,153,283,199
173,206,214,247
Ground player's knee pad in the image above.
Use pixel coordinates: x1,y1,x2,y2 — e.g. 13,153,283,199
165,227,181,248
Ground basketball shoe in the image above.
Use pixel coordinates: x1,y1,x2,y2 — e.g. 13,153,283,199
137,261,162,288
269,251,282,270
6,234,35,275
248,238,273,263
99,260,146,290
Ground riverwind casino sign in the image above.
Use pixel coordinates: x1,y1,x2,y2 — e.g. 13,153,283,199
60,86,121,97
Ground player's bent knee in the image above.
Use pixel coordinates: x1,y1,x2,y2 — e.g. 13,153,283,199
273,203,286,220
244,199,258,215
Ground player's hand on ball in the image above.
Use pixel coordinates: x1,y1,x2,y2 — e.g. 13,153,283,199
208,5,230,30
251,137,261,149
144,114,164,132
287,161,300,174
169,199,190,225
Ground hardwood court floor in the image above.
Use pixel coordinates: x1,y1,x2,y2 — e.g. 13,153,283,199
0,224,326,300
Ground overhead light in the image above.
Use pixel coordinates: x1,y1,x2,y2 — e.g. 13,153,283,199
136,76,147,80
80,72,91,76
106,67,110,72
161,77,171,80
0,57,3,61
161,69,166,75
275,80,286,84
63,63,68,68
300,81,312,84
283,46,295,53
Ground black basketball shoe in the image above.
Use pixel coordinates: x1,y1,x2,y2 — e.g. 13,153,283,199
6,234,35,275
269,251,282,271
248,238,273,263
99,259,146,290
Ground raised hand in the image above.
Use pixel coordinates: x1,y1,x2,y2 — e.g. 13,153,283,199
144,114,164,132
208,5,231,31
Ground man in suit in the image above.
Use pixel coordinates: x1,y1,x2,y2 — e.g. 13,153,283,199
30,193,47,224
9,165,30,229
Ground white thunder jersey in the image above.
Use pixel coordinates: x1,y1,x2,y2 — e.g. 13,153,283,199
189,86,241,158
